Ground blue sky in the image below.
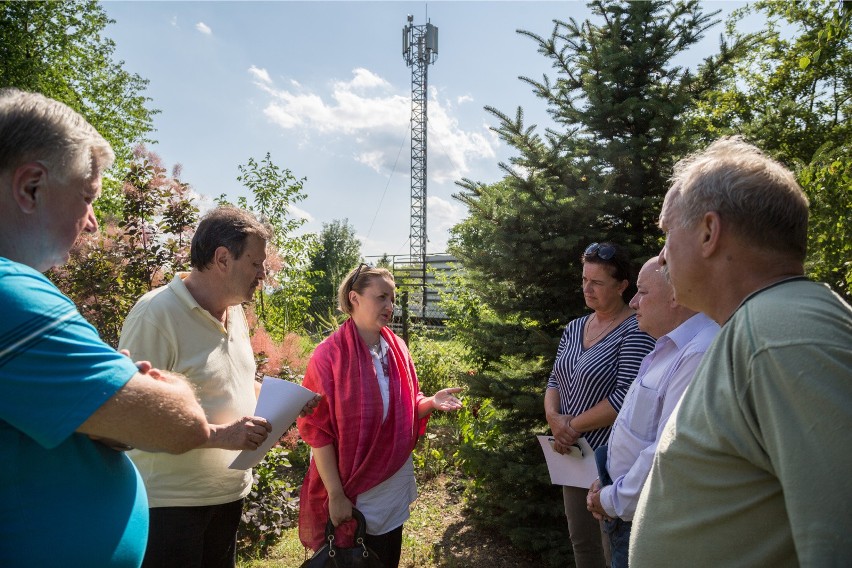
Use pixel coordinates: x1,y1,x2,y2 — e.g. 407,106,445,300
103,1,753,258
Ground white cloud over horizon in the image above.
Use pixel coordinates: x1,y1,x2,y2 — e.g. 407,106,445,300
289,204,314,223
248,65,272,85
428,195,465,237
247,67,498,183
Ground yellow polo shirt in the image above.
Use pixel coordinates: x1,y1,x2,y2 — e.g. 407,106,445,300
120,273,257,507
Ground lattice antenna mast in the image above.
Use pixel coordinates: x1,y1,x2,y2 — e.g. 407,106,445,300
402,15,437,318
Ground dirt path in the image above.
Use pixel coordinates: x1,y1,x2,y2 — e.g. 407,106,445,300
403,475,544,567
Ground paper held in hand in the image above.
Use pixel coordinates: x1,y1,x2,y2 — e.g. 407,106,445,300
536,435,598,489
229,376,317,470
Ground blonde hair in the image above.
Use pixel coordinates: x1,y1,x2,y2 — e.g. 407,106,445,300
0,88,114,182
337,264,395,315
663,136,809,261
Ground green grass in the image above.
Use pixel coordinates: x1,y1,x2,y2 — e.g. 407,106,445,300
237,474,462,567
237,472,543,568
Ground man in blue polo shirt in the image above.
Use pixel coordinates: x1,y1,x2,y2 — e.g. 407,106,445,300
0,88,211,567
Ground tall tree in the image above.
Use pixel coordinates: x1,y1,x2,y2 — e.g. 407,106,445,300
220,153,318,338
689,0,852,299
694,0,852,162
0,0,157,213
447,2,749,563
305,219,362,324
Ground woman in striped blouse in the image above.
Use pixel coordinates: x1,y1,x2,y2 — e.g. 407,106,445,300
545,242,655,568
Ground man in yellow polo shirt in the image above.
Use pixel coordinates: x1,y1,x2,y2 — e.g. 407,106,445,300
119,206,315,568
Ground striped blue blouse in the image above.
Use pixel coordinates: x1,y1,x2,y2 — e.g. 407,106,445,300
547,314,655,449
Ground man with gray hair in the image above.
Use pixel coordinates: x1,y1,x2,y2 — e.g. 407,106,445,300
630,137,852,566
0,89,210,566
585,256,718,568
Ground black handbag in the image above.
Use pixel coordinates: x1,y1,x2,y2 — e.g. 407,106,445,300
300,508,384,568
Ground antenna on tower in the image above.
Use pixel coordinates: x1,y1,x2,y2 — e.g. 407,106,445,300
402,15,438,320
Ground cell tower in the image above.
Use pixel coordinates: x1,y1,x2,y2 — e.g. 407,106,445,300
402,15,438,319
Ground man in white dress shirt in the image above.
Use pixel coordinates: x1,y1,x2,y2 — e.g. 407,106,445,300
585,256,719,567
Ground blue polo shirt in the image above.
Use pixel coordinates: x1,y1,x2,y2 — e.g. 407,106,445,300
0,258,147,567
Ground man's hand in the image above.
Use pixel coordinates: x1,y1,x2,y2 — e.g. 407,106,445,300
204,416,272,450
586,479,611,521
299,394,322,417
118,348,151,375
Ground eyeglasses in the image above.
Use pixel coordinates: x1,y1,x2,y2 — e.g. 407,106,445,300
347,263,370,294
584,243,617,261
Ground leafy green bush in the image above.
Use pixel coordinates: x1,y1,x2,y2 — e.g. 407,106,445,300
408,331,471,397
238,446,301,558
408,333,477,481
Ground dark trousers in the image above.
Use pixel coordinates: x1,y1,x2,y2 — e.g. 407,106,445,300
142,499,244,568
364,525,403,568
594,445,631,568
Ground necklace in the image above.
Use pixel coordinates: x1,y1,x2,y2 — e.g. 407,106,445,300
367,339,388,375
584,310,621,343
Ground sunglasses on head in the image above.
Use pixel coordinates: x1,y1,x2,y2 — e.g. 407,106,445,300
584,243,617,261
347,263,370,294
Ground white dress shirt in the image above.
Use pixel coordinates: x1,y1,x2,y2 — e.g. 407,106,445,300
599,313,719,521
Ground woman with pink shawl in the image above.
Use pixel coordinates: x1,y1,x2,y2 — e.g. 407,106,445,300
296,264,463,567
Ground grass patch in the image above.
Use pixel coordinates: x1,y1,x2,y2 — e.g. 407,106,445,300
237,473,542,568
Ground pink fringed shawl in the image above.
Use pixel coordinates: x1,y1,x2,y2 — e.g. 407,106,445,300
296,319,429,550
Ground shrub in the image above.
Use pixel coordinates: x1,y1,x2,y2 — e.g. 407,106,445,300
407,330,471,397
238,446,301,558
240,326,313,557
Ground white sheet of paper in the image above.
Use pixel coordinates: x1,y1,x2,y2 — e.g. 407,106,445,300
536,435,598,489
228,376,317,470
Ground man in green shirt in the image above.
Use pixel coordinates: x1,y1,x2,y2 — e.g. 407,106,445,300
630,137,852,567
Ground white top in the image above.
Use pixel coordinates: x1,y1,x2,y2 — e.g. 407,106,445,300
600,313,719,521
358,334,417,534
355,456,417,535
368,336,390,421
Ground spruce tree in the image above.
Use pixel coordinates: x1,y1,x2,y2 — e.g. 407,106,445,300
447,2,750,564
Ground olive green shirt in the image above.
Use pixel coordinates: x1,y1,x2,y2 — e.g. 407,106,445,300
630,280,852,567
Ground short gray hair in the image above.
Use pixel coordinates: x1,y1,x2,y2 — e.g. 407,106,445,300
662,136,809,261
0,88,114,182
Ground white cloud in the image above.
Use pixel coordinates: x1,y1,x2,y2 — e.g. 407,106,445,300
170,16,178,28
355,150,386,174
428,195,465,234
289,204,314,222
249,68,498,183
426,196,466,253
357,233,411,259
457,94,474,105
248,65,272,85
344,68,391,90
196,22,212,35
425,86,498,183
